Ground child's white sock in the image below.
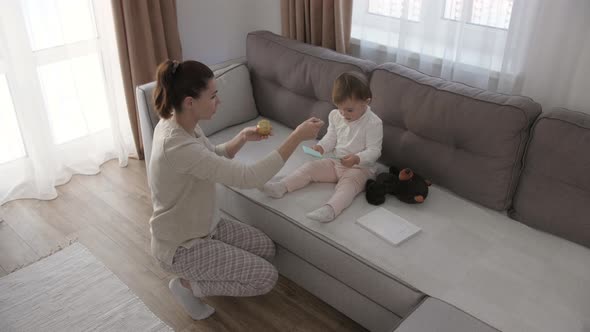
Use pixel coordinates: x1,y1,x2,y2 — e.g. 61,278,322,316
306,205,336,222
168,277,215,320
262,182,287,198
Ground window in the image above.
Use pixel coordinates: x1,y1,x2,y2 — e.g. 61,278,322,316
443,0,513,29
0,0,115,162
37,54,110,145
22,0,110,145
368,0,422,22
366,0,513,29
21,0,98,51
353,0,514,72
0,75,26,164
0,0,131,204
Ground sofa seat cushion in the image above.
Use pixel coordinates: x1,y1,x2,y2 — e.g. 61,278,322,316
208,118,590,332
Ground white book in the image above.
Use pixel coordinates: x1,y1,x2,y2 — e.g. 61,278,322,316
356,207,421,246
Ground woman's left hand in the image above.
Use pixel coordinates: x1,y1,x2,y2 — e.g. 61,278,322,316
241,126,270,142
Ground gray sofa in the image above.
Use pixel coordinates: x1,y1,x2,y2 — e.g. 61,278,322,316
136,31,590,332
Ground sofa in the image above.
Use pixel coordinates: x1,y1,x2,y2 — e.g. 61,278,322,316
136,31,590,332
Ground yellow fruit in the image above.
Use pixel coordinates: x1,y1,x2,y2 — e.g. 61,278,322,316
257,119,272,136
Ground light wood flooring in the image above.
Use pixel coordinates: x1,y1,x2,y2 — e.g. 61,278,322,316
0,159,366,331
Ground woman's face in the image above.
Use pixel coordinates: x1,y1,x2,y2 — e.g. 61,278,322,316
187,78,220,121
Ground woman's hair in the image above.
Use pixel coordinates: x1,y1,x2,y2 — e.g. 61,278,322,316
331,71,372,105
153,60,214,119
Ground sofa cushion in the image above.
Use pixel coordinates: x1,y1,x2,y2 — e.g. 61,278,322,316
199,63,259,136
208,118,590,332
246,31,376,136
135,62,258,167
370,63,541,211
509,108,590,249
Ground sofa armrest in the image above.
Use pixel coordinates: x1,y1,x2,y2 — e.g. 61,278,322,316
136,81,158,173
208,56,246,72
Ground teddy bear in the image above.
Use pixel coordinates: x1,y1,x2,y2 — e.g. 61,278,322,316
365,166,431,205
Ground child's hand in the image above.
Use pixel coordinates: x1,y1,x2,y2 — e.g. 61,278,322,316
341,154,360,168
242,126,270,141
312,145,324,155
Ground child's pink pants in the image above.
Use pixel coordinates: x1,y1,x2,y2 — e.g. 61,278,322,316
282,159,373,216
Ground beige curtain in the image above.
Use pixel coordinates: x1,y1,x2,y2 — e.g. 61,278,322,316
111,0,182,159
281,0,353,54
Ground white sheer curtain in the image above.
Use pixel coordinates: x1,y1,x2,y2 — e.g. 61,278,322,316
0,0,134,205
351,0,590,112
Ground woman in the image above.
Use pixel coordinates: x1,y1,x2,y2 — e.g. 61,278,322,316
148,59,323,320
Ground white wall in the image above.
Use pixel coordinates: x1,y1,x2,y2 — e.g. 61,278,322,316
177,0,281,65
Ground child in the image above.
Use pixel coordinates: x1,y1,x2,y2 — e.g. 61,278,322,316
262,72,383,222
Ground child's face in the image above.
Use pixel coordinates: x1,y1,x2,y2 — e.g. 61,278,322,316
336,98,370,122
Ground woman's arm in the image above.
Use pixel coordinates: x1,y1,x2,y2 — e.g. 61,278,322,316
223,126,267,159
223,131,247,159
166,140,282,189
166,118,324,189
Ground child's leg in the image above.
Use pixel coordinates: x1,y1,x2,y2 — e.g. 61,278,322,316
327,168,372,216
307,167,372,222
283,159,338,192
264,159,337,198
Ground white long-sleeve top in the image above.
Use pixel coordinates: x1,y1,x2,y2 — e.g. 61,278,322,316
148,118,284,264
317,107,383,169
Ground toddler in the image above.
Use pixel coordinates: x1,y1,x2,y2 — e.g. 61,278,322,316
263,72,383,222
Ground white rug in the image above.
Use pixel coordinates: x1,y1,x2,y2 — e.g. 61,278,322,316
0,243,173,332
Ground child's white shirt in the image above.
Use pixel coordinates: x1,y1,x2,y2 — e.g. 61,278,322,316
317,106,383,170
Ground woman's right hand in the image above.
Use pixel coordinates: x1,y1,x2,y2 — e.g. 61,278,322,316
278,117,325,162
294,117,324,141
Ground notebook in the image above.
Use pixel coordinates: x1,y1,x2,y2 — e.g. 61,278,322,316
302,146,339,159
356,207,421,246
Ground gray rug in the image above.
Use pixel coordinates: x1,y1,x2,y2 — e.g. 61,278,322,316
0,243,172,332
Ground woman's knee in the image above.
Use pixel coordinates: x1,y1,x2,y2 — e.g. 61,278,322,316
257,233,276,261
248,263,278,295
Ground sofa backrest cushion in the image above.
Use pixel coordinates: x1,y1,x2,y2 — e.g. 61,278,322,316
246,31,376,137
509,108,590,248
135,62,258,169
200,63,259,136
370,63,541,211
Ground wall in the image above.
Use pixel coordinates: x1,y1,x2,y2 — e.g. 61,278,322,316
177,0,281,65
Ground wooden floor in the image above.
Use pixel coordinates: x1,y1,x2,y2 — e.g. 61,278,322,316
0,159,366,332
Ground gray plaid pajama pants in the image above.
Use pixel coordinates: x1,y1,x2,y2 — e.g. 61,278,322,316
159,218,278,297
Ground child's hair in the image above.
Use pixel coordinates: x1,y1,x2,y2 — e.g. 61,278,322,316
332,72,372,105
153,60,214,119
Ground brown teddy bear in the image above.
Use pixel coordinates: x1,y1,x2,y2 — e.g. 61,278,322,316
365,166,431,205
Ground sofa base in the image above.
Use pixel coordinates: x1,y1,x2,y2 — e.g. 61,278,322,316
274,244,401,332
